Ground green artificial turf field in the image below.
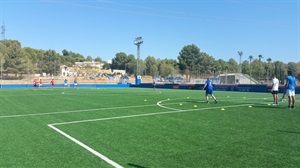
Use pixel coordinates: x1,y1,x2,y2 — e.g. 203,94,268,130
0,88,299,168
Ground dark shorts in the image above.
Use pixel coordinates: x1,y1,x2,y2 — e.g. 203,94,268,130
272,90,278,94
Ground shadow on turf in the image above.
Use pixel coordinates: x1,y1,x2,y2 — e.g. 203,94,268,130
127,163,148,168
276,129,300,134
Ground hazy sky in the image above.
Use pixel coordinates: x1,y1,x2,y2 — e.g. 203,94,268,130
1,0,299,63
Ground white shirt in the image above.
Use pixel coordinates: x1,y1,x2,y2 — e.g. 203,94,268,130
272,77,279,91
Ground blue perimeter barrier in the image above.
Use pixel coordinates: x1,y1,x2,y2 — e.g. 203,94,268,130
0,83,130,89
130,83,300,94
1,83,299,94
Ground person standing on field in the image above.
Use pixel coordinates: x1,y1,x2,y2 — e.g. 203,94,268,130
73,78,77,88
33,79,37,90
271,74,279,105
285,71,296,109
39,79,42,88
202,78,217,103
50,79,54,88
64,79,68,88
152,79,156,91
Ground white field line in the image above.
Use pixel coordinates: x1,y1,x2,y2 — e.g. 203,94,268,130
0,97,268,119
48,124,124,168
0,104,156,119
50,104,253,126
156,97,266,111
48,103,252,168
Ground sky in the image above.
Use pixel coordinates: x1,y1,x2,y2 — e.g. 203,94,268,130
1,0,299,64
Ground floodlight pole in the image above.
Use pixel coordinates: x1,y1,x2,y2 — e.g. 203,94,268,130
1,21,5,88
134,37,143,76
238,51,243,84
238,51,243,73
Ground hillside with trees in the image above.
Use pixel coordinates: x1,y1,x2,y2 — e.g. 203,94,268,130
0,39,299,84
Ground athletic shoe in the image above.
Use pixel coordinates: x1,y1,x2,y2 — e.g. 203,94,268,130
272,103,277,106
206,101,209,103
291,106,295,109
280,99,284,102
215,100,218,104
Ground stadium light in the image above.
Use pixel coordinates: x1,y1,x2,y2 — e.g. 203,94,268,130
1,22,5,88
238,51,243,73
238,51,243,84
134,37,143,76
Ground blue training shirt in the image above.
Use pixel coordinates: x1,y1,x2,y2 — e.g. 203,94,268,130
205,80,213,90
286,76,296,91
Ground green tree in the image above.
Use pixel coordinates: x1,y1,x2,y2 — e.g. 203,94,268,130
158,60,177,77
94,57,102,62
287,62,298,77
178,44,201,81
86,56,93,61
111,52,128,70
227,58,239,73
241,60,250,75
42,50,60,76
2,40,28,77
145,56,158,76
125,54,136,75
197,52,215,76
274,61,287,84
102,61,111,70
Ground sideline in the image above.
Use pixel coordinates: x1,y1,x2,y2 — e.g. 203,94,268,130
48,124,124,168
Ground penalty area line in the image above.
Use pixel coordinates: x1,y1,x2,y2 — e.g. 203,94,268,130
48,124,124,168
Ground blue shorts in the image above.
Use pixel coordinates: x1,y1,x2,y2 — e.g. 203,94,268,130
206,89,213,95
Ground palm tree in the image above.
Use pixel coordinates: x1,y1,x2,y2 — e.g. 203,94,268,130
258,55,264,62
249,55,253,84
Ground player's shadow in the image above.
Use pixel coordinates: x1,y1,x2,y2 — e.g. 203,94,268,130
276,129,300,134
127,163,148,168
182,100,206,104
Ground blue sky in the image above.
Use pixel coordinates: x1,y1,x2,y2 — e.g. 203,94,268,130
1,0,299,63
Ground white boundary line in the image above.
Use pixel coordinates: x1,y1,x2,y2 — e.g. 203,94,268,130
48,124,124,168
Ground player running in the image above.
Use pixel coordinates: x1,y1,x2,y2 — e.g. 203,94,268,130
202,78,217,103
